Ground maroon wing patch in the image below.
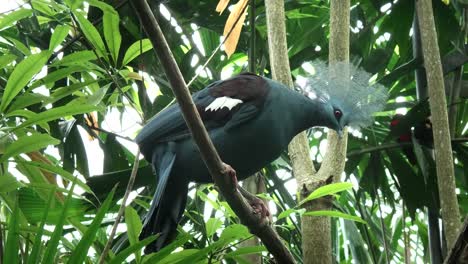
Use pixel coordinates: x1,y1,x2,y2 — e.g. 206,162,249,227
198,73,269,124
209,72,268,106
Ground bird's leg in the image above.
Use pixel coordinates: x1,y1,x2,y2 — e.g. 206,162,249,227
238,186,271,219
221,162,238,191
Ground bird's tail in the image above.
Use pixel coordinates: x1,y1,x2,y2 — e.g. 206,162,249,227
139,149,188,253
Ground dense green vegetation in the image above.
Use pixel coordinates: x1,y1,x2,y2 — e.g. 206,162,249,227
0,0,467,263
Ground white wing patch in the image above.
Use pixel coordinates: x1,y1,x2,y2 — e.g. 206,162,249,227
205,96,243,112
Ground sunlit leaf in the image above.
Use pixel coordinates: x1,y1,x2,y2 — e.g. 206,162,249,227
122,39,152,66
303,210,366,224
49,24,70,50
0,8,33,30
206,218,223,238
0,51,50,113
73,12,106,58
0,134,60,163
299,182,353,206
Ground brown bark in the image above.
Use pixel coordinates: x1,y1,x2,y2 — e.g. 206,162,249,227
416,0,461,249
132,1,295,262
240,174,267,264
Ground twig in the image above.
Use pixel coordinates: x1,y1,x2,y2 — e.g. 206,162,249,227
98,149,141,264
131,1,295,263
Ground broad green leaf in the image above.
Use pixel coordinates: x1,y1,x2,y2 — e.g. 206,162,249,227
224,245,267,258
0,8,33,30
29,65,85,89
0,51,50,112
122,39,152,66
0,54,17,68
51,50,96,67
42,179,77,263
0,173,21,193
2,197,20,264
125,206,143,248
16,161,91,193
277,208,305,221
103,12,121,63
45,80,98,105
219,224,250,243
0,134,60,163
6,37,31,55
68,187,116,264
206,218,223,238
49,24,70,50
86,0,121,63
157,249,200,264
27,188,56,264
12,104,101,131
142,233,191,263
303,210,366,224
73,12,106,58
299,182,353,206
108,236,157,264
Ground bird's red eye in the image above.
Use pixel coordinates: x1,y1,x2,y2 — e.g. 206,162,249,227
334,110,342,119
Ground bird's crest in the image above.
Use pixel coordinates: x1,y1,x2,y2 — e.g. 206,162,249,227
297,61,388,129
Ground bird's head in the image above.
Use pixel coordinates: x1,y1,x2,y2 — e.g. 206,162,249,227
298,61,388,135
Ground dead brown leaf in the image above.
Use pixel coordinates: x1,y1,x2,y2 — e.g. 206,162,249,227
223,0,248,58
216,0,230,14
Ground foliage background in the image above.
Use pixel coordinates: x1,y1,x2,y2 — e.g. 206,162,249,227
0,0,467,263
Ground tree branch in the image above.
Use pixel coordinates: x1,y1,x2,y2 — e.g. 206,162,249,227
416,0,461,248
131,1,295,263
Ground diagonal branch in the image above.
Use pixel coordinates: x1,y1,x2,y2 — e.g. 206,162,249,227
131,1,295,263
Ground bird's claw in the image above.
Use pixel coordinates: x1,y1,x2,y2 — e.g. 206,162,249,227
222,163,238,192
249,197,270,219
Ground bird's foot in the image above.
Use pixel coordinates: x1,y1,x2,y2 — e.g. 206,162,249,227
222,162,238,192
249,197,270,219
238,186,271,219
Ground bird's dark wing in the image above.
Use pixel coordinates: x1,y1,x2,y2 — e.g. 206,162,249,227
135,73,269,150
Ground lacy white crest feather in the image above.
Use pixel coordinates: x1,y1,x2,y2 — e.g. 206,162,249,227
297,61,388,129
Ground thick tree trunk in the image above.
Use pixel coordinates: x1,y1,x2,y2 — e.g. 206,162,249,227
416,0,461,249
265,0,350,263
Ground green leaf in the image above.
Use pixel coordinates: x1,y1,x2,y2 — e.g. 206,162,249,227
0,8,33,30
125,206,143,246
42,179,77,263
73,12,106,58
299,182,353,206
277,208,305,221
51,50,96,67
219,224,250,243
16,161,91,193
6,37,31,55
122,39,152,66
109,236,157,264
0,51,50,112
68,187,116,264
11,104,101,132
206,218,223,238
49,25,70,50
3,197,20,264
103,12,121,64
303,210,367,224
29,65,85,89
0,134,60,163
0,173,21,193
0,54,17,68
224,245,267,258
27,188,56,264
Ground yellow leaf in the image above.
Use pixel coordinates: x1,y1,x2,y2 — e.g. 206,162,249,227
441,0,449,5
216,0,230,14
223,0,248,58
